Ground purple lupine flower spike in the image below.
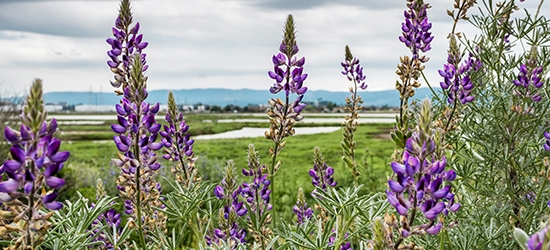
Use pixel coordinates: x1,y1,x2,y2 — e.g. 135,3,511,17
292,188,313,225
439,50,482,105
386,100,459,244
310,147,337,197
513,56,544,103
399,0,433,62
107,0,148,95
207,160,247,247
89,179,122,250
160,92,198,187
0,79,68,248
239,144,272,246
544,132,550,151
108,0,166,238
341,45,368,90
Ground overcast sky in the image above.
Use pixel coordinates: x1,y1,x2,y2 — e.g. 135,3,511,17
0,0,545,95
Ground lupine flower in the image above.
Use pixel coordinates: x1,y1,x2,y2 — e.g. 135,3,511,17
328,230,351,250
90,207,121,249
399,0,433,62
108,0,166,239
0,79,68,248
268,14,308,98
107,0,148,95
265,14,308,220
160,92,198,187
544,132,550,151
526,227,548,250
513,60,544,103
89,179,121,250
341,45,367,185
341,46,367,90
386,100,459,242
309,147,337,197
240,144,273,246
439,52,482,104
394,0,433,132
208,160,247,247
292,188,313,225
241,164,272,214
266,14,308,128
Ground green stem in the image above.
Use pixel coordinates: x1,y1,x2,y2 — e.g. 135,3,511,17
398,78,409,129
133,108,147,249
269,62,292,227
26,140,37,248
255,187,267,250
351,78,359,186
175,141,189,182
444,98,458,132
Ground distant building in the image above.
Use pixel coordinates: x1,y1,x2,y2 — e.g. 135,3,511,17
45,105,63,112
196,105,206,112
181,105,194,112
74,105,115,112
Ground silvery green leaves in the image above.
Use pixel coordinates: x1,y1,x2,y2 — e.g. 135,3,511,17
42,193,133,250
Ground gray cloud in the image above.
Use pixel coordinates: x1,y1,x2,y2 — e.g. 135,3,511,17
238,0,402,11
0,1,116,38
0,0,548,95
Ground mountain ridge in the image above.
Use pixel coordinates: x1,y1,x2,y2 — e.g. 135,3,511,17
43,87,436,107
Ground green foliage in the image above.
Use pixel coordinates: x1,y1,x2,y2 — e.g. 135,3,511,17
38,193,132,250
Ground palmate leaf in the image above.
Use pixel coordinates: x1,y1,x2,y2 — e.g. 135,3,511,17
148,226,188,250
40,192,118,250
160,177,218,245
161,178,216,219
276,217,335,249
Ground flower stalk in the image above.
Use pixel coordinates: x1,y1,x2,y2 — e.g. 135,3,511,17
107,1,164,247
340,45,368,186
265,14,308,224
0,79,69,249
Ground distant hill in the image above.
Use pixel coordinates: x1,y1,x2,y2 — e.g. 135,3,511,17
43,87,437,107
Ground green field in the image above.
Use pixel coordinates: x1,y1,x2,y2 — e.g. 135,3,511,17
57,115,395,220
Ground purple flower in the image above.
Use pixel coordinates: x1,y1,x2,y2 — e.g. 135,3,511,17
341,46,367,90
241,167,272,214
439,53,482,104
544,131,550,151
208,160,247,247
386,100,458,238
1,90,68,212
526,227,547,250
267,14,307,117
0,79,70,248
90,193,122,250
399,1,433,62
214,185,225,199
107,16,149,90
513,61,544,102
107,1,167,238
309,148,337,197
292,188,313,225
